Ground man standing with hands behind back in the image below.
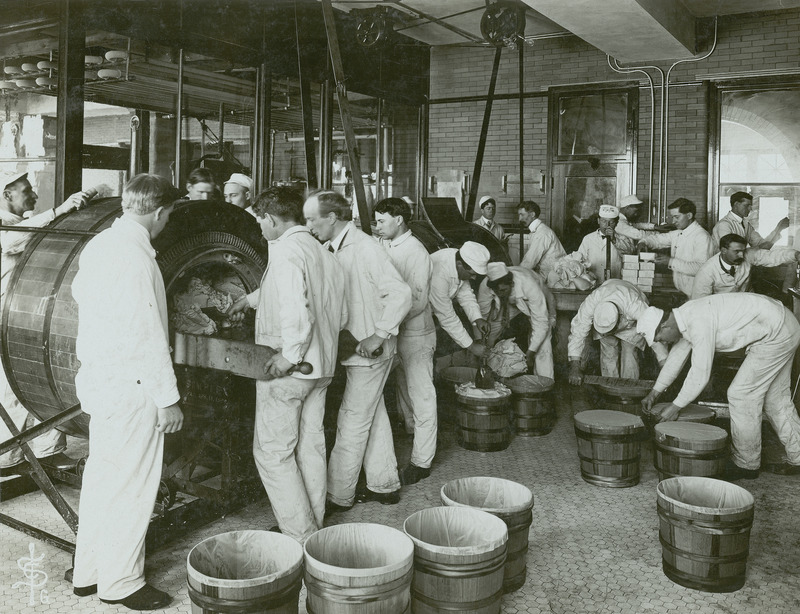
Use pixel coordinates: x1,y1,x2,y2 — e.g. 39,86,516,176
69,174,182,611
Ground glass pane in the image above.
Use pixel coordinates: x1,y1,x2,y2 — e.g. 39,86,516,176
558,92,628,156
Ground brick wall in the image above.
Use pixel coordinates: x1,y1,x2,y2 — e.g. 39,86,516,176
428,9,800,232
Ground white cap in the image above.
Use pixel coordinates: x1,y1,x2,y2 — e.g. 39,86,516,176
479,195,495,208
400,196,415,206
0,170,28,191
224,173,252,191
458,241,490,275
598,205,619,219
636,306,664,347
619,194,643,208
487,262,509,281
593,302,619,334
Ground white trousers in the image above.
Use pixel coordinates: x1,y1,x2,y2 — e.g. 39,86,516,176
73,382,162,600
395,332,437,469
727,308,800,470
599,335,639,380
253,376,331,543
327,360,400,506
532,330,555,380
0,367,65,467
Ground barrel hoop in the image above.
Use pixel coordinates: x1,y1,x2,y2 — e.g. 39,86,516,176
575,429,645,444
187,579,301,613
662,561,745,591
578,453,640,465
655,442,728,459
305,567,412,604
582,473,639,486
659,534,749,564
657,508,753,533
414,551,506,579
458,425,510,434
1,204,119,417
307,600,410,614
411,586,504,611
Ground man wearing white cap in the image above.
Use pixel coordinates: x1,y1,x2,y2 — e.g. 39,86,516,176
429,241,491,358
303,190,411,511
374,197,437,486
637,198,715,297
567,279,668,385
574,205,636,282
474,196,505,241
0,171,93,474
224,172,255,216
639,293,800,480
615,194,657,242
477,262,555,378
517,200,566,278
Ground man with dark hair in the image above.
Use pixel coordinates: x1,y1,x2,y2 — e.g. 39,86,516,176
374,197,436,485
712,191,789,250
230,186,347,542
70,174,182,610
517,200,566,277
184,167,216,201
474,195,505,241
637,198,715,297
304,191,411,510
639,293,800,480
692,233,800,299
0,171,92,474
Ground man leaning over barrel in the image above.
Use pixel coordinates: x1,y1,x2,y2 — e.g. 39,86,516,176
638,293,800,481
0,170,94,475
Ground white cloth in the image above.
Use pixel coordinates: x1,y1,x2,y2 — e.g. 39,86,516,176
0,206,65,466
71,216,179,600
574,230,631,282
253,376,331,542
520,219,567,278
430,248,483,348
653,293,800,469
641,221,715,296
394,332,437,468
691,248,797,299
477,266,554,378
568,279,668,376
712,210,770,250
475,216,505,241
247,226,347,377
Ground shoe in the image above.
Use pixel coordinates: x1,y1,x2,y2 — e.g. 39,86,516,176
100,584,172,610
324,500,353,519
0,461,29,477
722,461,760,481
64,567,97,596
356,488,400,505
268,525,282,533
400,464,431,486
39,452,77,471
763,462,800,476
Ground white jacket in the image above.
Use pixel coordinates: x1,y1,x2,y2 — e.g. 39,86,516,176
0,206,62,298
712,211,770,249
640,221,715,296
379,230,434,337
520,219,566,278
430,248,483,349
691,248,797,299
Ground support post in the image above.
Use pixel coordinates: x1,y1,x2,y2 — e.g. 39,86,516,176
295,1,318,189
319,79,334,189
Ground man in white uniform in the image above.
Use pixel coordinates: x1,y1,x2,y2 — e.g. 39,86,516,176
575,205,636,281
640,294,800,479
691,233,800,299
477,262,555,378
223,172,255,216
712,191,789,250
71,174,182,610
517,200,566,278
615,194,656,243
429,242,491,358
231,187,347,542
638,198,715,297
304,191,411,511
474,195,505,241
0,171,91,474
568,279,668,385
374,197,437,486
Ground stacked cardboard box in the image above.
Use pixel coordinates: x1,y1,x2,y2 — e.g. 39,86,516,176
621,253,656,293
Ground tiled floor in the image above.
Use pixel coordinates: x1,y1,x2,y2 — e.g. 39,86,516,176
1,383,798,613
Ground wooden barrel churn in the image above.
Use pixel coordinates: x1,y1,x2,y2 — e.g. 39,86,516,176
404,506,508,614
436,366,477,425
303,523,414,614
657,476,754,592
653,422,728,480
506,375,555,436
455,383,512,452
574,410,646,487
441,477,534,593
187,530,303,614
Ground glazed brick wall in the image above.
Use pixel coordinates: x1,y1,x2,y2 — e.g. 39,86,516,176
428,9,800,229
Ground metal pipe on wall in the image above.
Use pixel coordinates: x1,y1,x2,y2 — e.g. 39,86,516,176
375,98,383,202
518,42,524,205
129,115,140,178
174,48,184,189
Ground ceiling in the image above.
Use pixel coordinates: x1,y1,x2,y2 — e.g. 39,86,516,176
331,0,800,61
